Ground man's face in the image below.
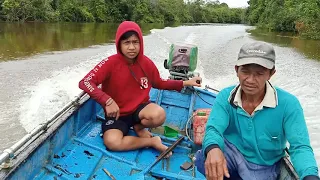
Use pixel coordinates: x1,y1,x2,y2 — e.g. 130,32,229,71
120,34,140,60
236,64,275,96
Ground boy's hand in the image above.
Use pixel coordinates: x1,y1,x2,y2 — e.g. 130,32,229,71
183,77,202,87
105,99,120,120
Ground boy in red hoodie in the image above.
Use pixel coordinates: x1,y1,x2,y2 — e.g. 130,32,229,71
79,21,201,155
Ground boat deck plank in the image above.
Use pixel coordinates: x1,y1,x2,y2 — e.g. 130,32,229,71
33,121,205,180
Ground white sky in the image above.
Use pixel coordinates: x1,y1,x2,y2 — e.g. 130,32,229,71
219,0,249,8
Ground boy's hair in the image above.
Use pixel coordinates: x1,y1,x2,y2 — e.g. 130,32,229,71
120,31,139,41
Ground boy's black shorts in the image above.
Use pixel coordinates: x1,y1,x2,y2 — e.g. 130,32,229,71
101,102,150,135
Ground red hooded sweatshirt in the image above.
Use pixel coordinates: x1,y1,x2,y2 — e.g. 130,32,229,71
79,21,183,116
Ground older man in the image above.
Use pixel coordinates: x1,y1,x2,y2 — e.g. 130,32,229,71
195,41,319,180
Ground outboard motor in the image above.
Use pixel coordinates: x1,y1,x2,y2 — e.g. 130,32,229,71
164,43,199,81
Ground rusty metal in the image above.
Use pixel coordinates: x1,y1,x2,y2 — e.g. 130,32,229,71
103,168,116,180
162,159,164,170
166,158,170,171
143,136,184,174
205,85,220,92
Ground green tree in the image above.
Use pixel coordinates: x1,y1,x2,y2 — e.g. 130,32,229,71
0,0,245,26
245,0,320,39
88,0,107,22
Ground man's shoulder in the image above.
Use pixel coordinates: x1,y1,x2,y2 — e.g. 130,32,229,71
215,85,238,102
219,85,238,96
221,85,237,92
274,87,300,105
274,86,300,103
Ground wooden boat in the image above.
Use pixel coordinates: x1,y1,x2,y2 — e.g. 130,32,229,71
0,44,299,179
0,85,299,179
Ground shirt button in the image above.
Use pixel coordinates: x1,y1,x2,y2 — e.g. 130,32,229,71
248,119,253,130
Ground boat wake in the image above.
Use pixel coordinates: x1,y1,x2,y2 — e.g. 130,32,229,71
19,52,114,132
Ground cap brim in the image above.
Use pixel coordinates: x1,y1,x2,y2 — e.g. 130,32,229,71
236,58,274,69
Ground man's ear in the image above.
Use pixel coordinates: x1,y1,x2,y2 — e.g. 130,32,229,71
235,66,239,73
270,69,276,77
235,66,239,77
267,68,276,81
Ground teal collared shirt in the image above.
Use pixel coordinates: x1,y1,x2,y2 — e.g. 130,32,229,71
203,82,319,179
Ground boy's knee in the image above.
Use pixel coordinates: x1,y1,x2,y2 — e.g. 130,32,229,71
104,138,122,151
103,133,123,151
150,108,166,126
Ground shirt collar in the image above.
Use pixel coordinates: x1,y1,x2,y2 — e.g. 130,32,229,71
229,81,278,110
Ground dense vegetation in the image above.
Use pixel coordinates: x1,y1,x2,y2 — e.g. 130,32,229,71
0,0,245,24
246,0,320,39
0,0,319,39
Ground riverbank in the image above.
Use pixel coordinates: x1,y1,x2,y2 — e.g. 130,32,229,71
248,28,320,61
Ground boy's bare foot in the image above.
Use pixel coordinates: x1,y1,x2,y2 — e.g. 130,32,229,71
136,128,152,138
152,136,172,158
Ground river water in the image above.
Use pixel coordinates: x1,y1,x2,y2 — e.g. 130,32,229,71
0,23,319,168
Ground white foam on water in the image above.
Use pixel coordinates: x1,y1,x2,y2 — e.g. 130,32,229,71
150,29,172,46
19,51,115,132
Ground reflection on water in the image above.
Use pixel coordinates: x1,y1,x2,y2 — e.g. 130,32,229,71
1,23,319,63
248,29,320,61
0,22,166,61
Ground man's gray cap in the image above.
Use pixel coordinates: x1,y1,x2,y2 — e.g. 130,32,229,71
237,41,275,69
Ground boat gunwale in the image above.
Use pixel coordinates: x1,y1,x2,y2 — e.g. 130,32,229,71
281,156,299,180
0,92,90,179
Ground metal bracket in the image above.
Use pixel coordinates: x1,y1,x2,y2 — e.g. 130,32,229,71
0,149,14,169
205,85,220,92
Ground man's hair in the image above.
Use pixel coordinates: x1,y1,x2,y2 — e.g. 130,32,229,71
120,31,139,41
235,65,276,75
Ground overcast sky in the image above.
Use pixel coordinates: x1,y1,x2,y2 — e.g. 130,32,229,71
219,0,249,8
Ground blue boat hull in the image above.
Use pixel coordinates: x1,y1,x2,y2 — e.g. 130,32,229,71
0,87,299,180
